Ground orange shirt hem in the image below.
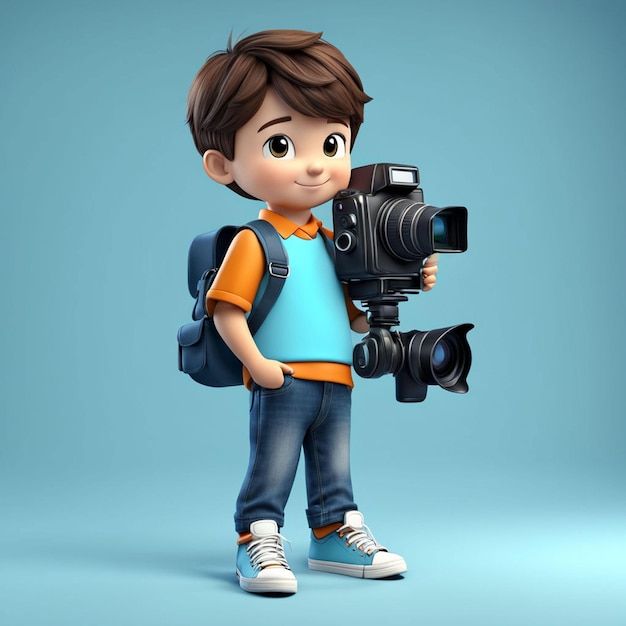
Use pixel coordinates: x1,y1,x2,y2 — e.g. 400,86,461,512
243,361,354,390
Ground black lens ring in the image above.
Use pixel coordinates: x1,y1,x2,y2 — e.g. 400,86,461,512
379,198,425,261
397,201,418,259
407,203,429,255
379,197,406,259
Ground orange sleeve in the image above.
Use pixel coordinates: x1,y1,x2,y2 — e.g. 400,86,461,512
205,229,265,316
321,226,363,323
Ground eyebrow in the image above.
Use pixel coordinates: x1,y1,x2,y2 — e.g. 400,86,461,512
257,115,349,133
257,116,292,133
328,118,349,128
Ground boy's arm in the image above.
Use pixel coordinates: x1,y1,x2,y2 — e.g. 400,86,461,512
342,283,368,334
206,229,292,389
213,302,293,389
350,313,369,333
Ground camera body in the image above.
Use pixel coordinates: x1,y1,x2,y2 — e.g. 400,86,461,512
333,163,467,301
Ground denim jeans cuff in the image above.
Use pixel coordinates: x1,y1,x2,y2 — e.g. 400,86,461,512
306,506,358,529
234,515,285,534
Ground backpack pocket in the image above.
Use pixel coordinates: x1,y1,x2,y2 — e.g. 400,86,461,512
177,318,243,387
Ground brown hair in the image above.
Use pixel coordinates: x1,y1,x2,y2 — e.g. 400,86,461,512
187,30,372,199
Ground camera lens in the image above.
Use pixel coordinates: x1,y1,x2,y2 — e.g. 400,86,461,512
431,209,466,251
379,200,468,260
378,198,422,260
405,324,474,393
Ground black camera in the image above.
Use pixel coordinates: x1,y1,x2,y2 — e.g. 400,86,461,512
332,163,474,402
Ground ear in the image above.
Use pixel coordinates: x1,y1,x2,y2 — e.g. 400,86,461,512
202,150,235,185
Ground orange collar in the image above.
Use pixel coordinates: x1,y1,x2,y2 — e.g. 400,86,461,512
259,208,323,240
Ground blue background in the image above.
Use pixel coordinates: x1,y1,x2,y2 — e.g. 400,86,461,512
1,0,625,624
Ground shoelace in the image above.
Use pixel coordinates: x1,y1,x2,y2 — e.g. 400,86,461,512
246,533,291,570
337,522,387,555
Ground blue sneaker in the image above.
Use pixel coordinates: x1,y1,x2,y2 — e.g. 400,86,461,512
236,520,297,594
308,511,407,579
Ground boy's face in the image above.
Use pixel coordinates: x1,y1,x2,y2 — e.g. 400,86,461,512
226,89,352,213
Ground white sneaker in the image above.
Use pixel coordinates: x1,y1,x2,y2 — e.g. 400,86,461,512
308,511,407,579
236,520,297,594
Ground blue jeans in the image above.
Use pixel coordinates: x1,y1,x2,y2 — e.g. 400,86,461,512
234,376,358,533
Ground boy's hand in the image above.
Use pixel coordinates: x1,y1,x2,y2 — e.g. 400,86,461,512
422,254,439,292
249,357,294,390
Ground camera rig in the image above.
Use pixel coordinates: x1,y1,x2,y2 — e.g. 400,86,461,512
332,163,474,403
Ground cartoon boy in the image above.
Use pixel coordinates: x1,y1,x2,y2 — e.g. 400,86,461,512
186,30,438,594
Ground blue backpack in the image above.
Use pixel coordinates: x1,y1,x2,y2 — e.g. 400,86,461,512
177,219,291,387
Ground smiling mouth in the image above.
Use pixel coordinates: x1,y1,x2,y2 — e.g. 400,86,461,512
295,179,330,188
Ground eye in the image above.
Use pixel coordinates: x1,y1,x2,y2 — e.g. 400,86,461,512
323,133,346,158
262,135,295,159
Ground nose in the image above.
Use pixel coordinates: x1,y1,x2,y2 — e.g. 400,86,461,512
306,161,324,177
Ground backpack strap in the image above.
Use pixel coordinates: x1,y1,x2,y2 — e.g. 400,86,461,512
240,219,290,336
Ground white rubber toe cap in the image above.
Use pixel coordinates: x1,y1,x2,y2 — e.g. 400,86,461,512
367,551,407,578
257,566,297,581
238,566,297,593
